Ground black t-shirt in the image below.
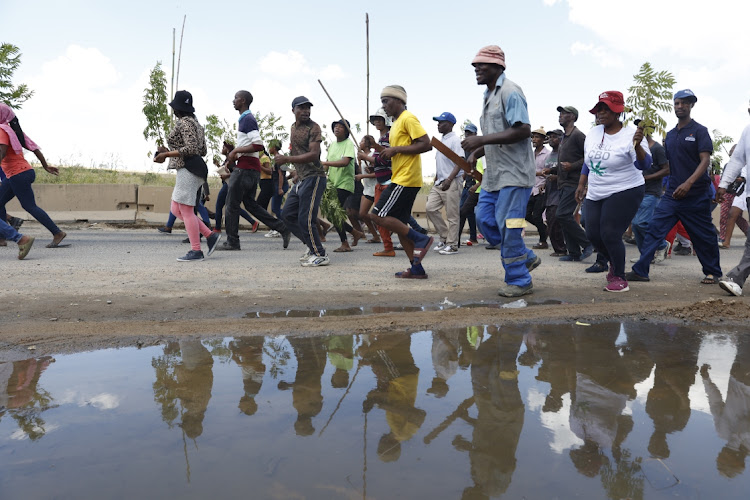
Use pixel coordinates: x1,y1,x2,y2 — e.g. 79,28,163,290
643,141,668,196
557,127,586,187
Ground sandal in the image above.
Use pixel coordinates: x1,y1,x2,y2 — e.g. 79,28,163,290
395,268,428,279
701,274,718,285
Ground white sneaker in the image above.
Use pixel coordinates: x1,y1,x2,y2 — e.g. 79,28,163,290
439,245,459,255
299,249,312,262
653,241,670,264
433,241,446,252
301,254,330,267
629,257,640,263
265,230,280,238
719,279,743,296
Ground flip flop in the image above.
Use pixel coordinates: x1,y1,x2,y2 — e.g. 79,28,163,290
46,232,67,248
412,236,434,266
395,268,428,279
18,237,35,260
701,274,718,285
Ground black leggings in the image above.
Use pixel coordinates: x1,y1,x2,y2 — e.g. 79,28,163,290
584,185,644,278
335,188,354,243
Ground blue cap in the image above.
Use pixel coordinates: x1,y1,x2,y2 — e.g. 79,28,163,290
432,112,456,124
464,123,478,133
674,89,697,102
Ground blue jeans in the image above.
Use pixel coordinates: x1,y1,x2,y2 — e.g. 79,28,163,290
0,169,60,235
475,187,537,287
214,182,255,231
632,194,667,253
0,218,21,242
166,199,211,228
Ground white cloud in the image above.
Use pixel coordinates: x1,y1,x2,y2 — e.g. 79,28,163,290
258,50,347,81
570,41,624,68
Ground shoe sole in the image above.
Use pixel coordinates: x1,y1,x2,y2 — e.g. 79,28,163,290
604,285,630,292
719,281,742,296
526,257,542,272
498,286,533,297
206,234,222,257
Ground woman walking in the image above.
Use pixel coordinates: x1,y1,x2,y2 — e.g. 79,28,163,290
0,103,66,248
153,90,220,261
575,91,652,292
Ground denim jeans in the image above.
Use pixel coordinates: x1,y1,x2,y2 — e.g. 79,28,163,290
0,169,60,235
632,194,667,253
0,218,21,242
475,187,537,287
271,181,289,220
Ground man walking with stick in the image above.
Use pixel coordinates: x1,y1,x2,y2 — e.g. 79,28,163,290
461,45,540,297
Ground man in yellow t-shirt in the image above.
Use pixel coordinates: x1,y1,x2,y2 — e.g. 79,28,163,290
371,85,434,279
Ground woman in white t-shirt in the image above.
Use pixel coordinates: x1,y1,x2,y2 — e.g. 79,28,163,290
575,91,651,292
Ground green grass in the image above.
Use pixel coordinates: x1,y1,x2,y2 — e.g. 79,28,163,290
31,164,223,190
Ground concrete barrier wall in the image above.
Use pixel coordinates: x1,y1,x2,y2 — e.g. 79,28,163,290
5,184,742,238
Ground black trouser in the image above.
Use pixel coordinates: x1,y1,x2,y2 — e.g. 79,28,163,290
525,192,547,242
557,185,591,257
256,178,274,212
282,176,327,256
226,169,286,247
545,204,566,253
458,190,479,247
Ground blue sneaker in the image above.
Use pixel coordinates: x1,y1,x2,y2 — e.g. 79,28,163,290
177,249,204,262
206,232,221,257
559,254,581,262
581,245,594,260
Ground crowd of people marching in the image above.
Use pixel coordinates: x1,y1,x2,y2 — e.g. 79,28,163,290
3,44,750,298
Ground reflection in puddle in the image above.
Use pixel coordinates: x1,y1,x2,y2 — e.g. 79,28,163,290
1,323,749,498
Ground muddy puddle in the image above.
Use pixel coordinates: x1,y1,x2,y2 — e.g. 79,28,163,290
1,322,749,499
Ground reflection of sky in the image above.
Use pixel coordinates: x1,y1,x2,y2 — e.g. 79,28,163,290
527,388,583,454
691,332,738,415
57,390,121,410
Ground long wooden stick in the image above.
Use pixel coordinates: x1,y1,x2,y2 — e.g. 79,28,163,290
170,28,175,102
430,136,482,182
366,13,370,137
175,15,186,91
318,79,363,152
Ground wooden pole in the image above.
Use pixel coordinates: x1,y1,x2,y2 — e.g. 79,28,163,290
175,15,186,92
366,13,370,136
318,79,363,152
170,28,175,101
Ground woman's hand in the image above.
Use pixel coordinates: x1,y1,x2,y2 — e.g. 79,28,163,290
154,152,168,164
43,165,59,176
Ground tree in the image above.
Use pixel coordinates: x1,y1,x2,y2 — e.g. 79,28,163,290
0,43,34,108
255,110,289,146
710,129,734,175
204,114,231,166
625,62,676,138
142,61,172,152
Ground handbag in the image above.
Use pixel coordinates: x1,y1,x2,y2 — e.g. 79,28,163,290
727,177,746,196
183,155,208,180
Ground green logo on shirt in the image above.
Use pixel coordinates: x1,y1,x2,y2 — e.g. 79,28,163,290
589,160,606,176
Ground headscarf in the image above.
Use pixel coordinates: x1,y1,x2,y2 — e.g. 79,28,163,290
0,103,39,154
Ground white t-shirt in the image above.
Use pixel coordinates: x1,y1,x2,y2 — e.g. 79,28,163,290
584,124,650,201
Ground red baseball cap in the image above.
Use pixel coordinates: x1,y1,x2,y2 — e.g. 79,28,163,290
589,91,625,114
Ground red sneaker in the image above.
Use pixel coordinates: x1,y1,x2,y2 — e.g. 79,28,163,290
251,221,259,233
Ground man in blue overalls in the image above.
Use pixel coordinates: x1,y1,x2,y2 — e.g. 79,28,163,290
626,89,721,285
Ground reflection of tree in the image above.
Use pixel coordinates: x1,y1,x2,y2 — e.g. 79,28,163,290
359,334,425,462
229,337,266,416
277,337,327,436
0,357,56,441
702,334,750,478
453,329,524,499
264,337,292,379
151,340,214,439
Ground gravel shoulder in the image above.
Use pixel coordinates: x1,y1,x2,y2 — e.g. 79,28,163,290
2,224,747,357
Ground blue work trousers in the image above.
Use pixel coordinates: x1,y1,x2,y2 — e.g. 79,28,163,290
476,187,537,287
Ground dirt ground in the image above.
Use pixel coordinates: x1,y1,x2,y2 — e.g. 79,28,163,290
1,223,748,357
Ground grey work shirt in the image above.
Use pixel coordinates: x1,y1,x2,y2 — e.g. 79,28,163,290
479,73,535,192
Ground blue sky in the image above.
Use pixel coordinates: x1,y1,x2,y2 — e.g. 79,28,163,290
4,0,749,176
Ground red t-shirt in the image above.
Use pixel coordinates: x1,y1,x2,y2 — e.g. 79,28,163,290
0,128,32,178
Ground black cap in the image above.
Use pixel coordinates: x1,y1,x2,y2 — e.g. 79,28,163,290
331,119,351,139
169,90,194,113
291,96,313,109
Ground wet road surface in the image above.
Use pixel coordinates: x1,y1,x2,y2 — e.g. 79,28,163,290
1,322,749,499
